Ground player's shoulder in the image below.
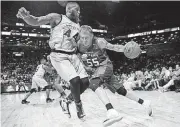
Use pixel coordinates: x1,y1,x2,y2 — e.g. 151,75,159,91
96,37,107,44
95,37,108,49
48,13,61,18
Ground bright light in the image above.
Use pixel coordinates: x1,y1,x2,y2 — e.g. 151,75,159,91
2,31,11,35
157,30,164,33
29,33,37,37
152,31,156,34
16,23,24,26
40,25,51,28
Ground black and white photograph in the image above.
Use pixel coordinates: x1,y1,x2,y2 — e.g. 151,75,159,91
1,1,180,127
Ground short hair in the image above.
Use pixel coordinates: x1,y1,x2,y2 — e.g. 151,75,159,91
66,2,80,12
80,25,93,34
40,58,46,63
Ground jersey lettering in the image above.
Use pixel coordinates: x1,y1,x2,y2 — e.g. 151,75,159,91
64,29,71,37
86,57,100,67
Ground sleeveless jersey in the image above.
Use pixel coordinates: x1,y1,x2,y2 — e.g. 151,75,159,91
78,38,111,68
34,64,45,77
49,15,80,52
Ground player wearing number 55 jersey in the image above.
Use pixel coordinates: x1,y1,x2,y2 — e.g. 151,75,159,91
77,26,152,123
17,2,89,118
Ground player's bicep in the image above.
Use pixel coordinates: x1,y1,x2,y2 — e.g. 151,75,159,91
36,13,61,25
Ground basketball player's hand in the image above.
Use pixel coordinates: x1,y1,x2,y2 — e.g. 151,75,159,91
81,54,88,61
16,7,30,19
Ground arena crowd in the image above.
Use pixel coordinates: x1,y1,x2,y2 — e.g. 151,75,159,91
1,53,180,93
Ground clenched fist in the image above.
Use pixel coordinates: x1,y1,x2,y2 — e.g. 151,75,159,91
16,7,30,19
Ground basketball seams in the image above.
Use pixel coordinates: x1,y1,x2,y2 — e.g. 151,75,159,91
124,41,141,59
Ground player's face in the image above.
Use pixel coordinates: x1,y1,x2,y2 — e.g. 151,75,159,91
176,65,179,70
79,30,93,48
41,59,46,64
66,5,80,23
169,67,172,71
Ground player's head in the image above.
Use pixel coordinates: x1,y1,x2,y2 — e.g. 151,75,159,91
169,66,172,71
66,2,80,23
47,55,50,62
176,64,179,70
79,25,94,48
162,67,166,71
40,58,47,64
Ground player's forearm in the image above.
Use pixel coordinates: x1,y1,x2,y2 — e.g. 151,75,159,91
23,15,44,26
107,44,125,52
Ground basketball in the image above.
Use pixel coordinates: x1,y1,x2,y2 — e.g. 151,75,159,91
124,41,141,59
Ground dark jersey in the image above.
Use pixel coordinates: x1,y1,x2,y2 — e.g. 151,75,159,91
78,38,111,68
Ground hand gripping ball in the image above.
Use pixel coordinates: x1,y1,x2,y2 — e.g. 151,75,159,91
124,41,141,59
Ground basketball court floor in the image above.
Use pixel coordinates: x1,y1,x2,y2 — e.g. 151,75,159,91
1,89,180,127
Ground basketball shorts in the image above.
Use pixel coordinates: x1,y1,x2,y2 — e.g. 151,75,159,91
90,63,123,93
50,52,88,82
31,75,48,90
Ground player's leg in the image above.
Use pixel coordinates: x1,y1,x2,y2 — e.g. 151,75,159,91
111,76,152,116
21,76,37,104
90,78,111,106
71,54,89,95
89,65,115,109
50,54,84,118
18,83,22,92
89,65,123,126
66,77,90,102
37,78,54,103
59,53,90,100
91,82,123,127
53,76,67,98
45,89,54,103
163,79,174,90
63,54,89,118
22,82,27,92
145,80,153,90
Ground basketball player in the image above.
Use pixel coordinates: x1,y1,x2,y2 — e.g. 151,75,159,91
21,58,54,104
17,74,27,92
46,55,67,98
16,3,90,118
76,25,152,118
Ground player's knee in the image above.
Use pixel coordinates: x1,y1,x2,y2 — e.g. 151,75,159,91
30,88,36,93
116,87,127,96
89,78,101,92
